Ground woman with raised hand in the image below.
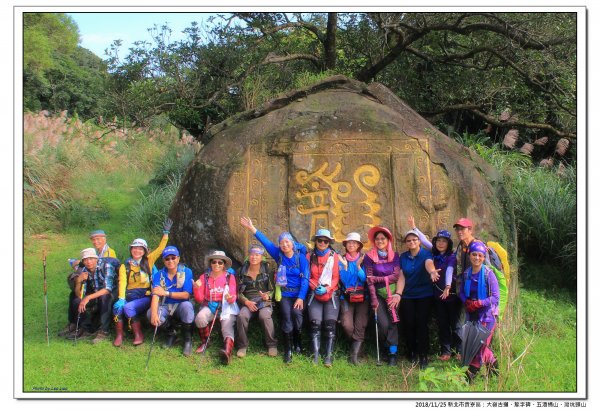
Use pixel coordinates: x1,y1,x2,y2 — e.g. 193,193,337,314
240,216,309,364
338,232,368,365
306,228,341,367
407,216,461,362
193,250,238,365
363,226,402,366
112,218,172,347
236,244,277,358
459,241,500,383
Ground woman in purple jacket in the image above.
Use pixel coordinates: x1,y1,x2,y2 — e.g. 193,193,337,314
459,241,500,382
364,226,403,366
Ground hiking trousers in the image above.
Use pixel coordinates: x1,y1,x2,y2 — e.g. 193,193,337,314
195,306,236,340
236,305,277,349
307,291,340,327
72,293,113,333
433,294,462,355
147,300,194,326
340,298,370,342
374,295,399,348
278,296,304,334
400,296,432,357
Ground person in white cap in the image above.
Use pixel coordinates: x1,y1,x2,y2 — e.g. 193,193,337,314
306,228,341,367
338,232,368,365
67,248,117,342
112,218,172,347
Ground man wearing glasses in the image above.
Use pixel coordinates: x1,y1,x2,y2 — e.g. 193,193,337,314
148,246,195,356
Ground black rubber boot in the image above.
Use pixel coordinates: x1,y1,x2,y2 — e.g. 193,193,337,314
349,340,362,365
293,329,303,354
388,353,398,366
323,322,336,368
310,323,321,365
283,332,293,364
419,355,429,370
182,323,192,357
162,325,177,349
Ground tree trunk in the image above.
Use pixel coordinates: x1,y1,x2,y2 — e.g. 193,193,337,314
324,13,338,71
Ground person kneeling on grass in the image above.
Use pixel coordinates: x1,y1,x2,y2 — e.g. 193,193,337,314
147,246,195,356
236,245,278,358
193,250,238,365
68,248,116,343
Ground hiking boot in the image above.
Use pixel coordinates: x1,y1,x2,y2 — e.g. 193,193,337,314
91,330,110,345
388,354,398,366
66,328,92,340
267,347,278,357
131,320,144,346
466,365,480,384
293,330,303,354
283,332,293,364
195,326,210,353
219,337,234,365
438,353,451,361
419,355,429,370
113,320,125,347
349,340,362,365
237,348,247,358
58,323,76,337
182,324,193,357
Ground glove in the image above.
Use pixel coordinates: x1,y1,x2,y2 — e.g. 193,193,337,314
113,298,125,313
465,299,480,313
163,218,173,234
208,301,219,314
471,300,484,310
314,285,327,296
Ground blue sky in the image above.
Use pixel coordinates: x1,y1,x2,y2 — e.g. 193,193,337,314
68,12,218,58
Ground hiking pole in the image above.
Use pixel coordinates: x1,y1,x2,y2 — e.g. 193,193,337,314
73,279,86,346
42,250,49,346
145,295,165,371
374,311,382,366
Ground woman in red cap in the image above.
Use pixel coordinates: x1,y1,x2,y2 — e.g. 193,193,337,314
363,226,402,366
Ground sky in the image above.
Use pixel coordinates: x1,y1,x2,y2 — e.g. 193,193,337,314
68,12,218,59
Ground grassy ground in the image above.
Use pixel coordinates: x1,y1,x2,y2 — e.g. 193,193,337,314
20,116,577,396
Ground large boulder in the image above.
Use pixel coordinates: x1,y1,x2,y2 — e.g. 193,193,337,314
169,75,516,272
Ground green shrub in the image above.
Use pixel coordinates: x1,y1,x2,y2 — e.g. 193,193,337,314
148,145,195,187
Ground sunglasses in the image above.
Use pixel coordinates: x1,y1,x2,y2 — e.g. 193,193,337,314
211,260,225,265
163,256,178,262
316,238,330,244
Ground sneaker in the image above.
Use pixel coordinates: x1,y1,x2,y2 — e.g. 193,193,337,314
57,323,76,337
267,347,278,357
237,348,247,358
91,330,110,344
438,353,451,361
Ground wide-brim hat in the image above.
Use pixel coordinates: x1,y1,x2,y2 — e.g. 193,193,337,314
367,226,394,245
204,250,233,269
80,248,99,260
342,232,363,249
311,228,335,243
432,230,454,250
453,217,474,229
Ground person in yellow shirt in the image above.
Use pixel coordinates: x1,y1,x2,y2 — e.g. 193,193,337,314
112,218,172,347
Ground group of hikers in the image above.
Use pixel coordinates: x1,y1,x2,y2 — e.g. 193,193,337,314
60,214,501,383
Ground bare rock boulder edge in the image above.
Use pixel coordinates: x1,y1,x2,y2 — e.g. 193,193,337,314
169,75,517,273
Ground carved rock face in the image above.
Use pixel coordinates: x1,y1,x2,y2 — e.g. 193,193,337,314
169,76,515,272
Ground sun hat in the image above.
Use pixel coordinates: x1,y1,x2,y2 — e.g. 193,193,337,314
204,250,233,269
248,244,265,255
311,228,335,243
129,238,149,252
468,241,487,255
162,246,180,259
453,218,474,229
342,232,363,250
402,229,421,242
80,248,99,260
89,230,106,238
432,229,454,252
367,226,394,245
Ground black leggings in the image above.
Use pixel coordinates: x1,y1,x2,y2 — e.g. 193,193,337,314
278,296,304,334
400,297,432,357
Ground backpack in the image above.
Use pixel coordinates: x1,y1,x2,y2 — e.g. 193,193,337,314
485,242,509,321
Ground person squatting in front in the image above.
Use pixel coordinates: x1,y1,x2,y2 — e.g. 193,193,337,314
363,226,402,366
338,232,369,365
193,250,238,365
69,248,117,343
236,244,278,358
112,218,172,347
306,229,341,367
459,240,500,382
408,216,461,362
147,246,194,356
240,216,309,364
